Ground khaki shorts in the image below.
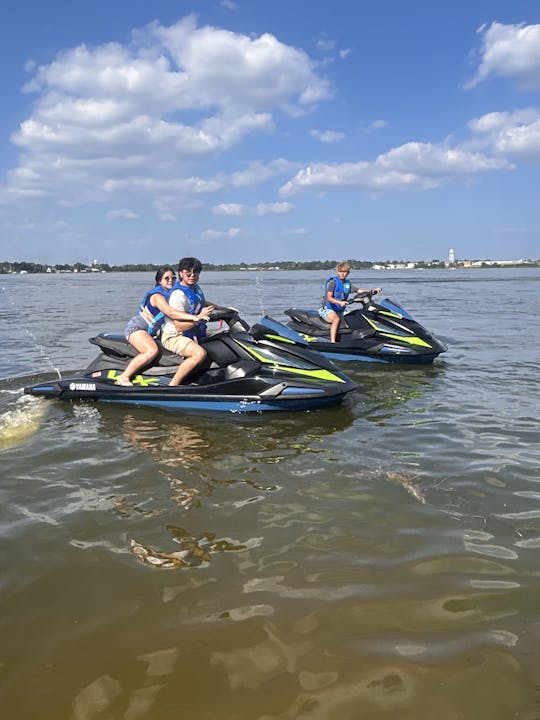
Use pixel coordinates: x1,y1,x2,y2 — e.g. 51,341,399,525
161,331,194,356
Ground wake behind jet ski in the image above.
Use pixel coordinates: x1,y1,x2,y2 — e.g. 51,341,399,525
24,310,356,413
252,292,447,364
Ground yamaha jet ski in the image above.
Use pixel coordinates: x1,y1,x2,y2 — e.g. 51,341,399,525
252,292,447,364
24,310,356,413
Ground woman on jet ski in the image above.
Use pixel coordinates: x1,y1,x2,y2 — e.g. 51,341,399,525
115,266,212,386
319,262,381,343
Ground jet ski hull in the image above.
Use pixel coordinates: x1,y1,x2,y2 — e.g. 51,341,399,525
25,372,349,412
24,321,356,413
253,297,447,365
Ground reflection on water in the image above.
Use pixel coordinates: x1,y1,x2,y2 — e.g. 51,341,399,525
349,363,447,424
102,407,358,572
121,414,209,470
128,528,263,570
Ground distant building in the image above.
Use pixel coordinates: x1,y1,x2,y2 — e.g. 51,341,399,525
448,248,455,264
372,262,415,270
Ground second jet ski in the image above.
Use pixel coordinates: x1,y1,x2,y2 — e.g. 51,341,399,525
24,310,356,413
252,292,447,364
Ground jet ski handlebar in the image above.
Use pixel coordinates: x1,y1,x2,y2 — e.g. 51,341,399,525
207,307,250,332
347,289,382,305
208,307,238,322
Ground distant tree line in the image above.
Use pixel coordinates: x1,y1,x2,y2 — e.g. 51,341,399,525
2,258,539,274
0,259,372,274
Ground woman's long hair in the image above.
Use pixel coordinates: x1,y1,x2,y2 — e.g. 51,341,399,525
154,265,174,284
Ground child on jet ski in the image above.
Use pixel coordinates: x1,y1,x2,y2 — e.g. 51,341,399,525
319,261,381,342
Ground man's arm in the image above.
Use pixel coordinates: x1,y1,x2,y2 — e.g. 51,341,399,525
167,290,210,331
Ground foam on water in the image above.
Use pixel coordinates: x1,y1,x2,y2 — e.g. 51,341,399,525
0,395,47,449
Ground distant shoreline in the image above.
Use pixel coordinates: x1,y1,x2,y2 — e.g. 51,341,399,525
2,259,540,274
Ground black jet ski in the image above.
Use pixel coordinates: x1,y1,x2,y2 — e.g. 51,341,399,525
24,310,356,413
251,292,447,364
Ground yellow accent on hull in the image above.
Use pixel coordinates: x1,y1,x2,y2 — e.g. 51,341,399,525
264,334,295,344
106,370,160,386
381,333,431,347
236,342,344,383
300,333,318,342
363,317,431,347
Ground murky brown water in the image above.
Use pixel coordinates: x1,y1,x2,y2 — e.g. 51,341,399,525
1,269,539,719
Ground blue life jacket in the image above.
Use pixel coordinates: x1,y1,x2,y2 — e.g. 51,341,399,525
171,282,207,339
139,285,170,336
324,276,351,314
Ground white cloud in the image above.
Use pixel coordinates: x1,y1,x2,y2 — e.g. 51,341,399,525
107,208,140,220
157,212,176,222
213,203,245,215
279,141,512,196
231,159,299,187
221,0,237,11
316,35,351,62
212,201,294,215
468,108,540,158
4,15,331,215
201,227,241,240
367,119,388,132
255,202,293,215
468,22,540,90
283,227,307,235
310,129,345,143
316,38,335,52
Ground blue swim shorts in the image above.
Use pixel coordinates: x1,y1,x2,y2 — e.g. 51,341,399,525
318,307,334,320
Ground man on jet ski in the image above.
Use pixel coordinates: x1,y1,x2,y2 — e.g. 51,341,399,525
319,261,381,343
161,257,224,386
114,265,213,387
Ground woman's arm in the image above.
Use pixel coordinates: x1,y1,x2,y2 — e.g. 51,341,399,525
152,294,211,324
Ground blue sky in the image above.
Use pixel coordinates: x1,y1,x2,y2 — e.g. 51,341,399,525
1,0,540,265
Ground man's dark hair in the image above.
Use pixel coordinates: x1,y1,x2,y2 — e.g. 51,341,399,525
177,257,202,273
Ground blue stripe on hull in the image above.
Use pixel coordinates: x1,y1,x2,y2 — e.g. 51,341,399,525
319,351,437,364
98,396,346,412
319,351,388,363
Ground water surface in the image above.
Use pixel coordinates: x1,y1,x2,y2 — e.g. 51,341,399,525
1,269,539,719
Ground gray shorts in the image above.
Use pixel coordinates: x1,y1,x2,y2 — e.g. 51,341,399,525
124,315,148,339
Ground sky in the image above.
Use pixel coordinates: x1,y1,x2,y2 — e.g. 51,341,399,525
1,0,540,265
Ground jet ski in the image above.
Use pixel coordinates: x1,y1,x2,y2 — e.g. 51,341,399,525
24,310,356,413
251,292,447,364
